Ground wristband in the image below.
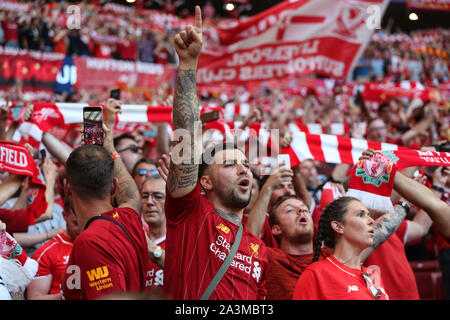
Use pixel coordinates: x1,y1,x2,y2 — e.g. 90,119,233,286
432,185,444,193
112,153,121,160
396,200,410,215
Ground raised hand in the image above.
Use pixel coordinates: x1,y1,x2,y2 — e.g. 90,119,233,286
104,98,122,126
173,5,203,69
157,153,171,182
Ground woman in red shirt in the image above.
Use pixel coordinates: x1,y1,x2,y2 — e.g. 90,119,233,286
293,197,390,300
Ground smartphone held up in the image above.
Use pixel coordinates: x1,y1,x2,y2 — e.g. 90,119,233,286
83,106,104,146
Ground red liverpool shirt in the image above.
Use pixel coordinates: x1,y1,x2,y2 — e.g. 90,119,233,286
164,183,268,300
293,255,389,300
146,236,165,288
61,207,152,300
32,233,73,294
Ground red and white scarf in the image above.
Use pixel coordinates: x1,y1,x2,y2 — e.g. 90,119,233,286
346,150,450,213
0,140,47,223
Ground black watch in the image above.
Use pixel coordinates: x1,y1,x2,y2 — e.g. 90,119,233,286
396,201,410,214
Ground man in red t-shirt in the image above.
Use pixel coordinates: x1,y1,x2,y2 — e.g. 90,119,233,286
141,175,166,289
61,99,151,299
27,198,79,300
164,7,267,300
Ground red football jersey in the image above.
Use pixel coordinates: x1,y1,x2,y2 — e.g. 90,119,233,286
164,183,268,300
61,207,152,300
293,255,389,300
146,236,165,288
266,247,332,300
363,220,420,300
32,233,73,294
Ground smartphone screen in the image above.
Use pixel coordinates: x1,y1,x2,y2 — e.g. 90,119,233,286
277,154,291,170
83,106,103,146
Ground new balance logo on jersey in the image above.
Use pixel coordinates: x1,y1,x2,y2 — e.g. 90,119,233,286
347,285,359,293
252,261,261,282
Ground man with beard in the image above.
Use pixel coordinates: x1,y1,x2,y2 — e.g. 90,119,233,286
164,6,267,300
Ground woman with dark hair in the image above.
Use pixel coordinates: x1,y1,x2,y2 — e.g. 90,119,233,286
293,197,390,300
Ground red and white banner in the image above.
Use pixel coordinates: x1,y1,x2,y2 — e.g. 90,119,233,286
362,81,445,103
198,0,389,85
280,131,409,168
73,56,175,89
2,102,172,148
407,0,450,11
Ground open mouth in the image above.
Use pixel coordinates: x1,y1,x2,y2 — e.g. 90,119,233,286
238,178,250,187
298,216,308,225
237,178,250,190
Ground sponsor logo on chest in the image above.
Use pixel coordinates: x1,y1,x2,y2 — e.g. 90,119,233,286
210,230,262,283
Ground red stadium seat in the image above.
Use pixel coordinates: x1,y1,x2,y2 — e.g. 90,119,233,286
410,260,444,300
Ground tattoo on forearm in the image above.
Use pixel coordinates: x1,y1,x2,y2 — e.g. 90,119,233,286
173,69,199,133
373,206,407,248
168,68,200,194
167,163,198,192
361,206,407,262
115,159,141,209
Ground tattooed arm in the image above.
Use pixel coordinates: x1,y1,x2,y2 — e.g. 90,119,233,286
102,123,141,214
361,203,408,262
393,171,450,240
167,6,203,198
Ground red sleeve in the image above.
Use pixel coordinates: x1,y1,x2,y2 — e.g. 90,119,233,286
72,238,127,299
32,241,55,278
395,219,408,245
293,269,321,300
0,208,33,234
164,183,202,224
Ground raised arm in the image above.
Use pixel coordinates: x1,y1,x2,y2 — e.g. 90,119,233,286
361,201,409,262
102,122,142,214
42,131,72,165
0,174,25,207
166,6,203,198
247,165,293,237
394,171,450,240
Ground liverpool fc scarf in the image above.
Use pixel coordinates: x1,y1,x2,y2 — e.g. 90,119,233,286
346,150,450,213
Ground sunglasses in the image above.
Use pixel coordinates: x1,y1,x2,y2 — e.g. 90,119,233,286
362,272,382,299
137,169,159,176
117,145,143,154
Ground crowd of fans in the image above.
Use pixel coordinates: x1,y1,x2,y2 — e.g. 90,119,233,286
0,2,449,302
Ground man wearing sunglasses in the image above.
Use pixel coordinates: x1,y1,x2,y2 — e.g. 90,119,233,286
113,133,144,174
132,158,159,192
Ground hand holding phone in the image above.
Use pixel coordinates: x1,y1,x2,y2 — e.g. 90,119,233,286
83,106,104,146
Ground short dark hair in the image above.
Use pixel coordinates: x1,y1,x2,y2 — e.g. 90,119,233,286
113,133,136,150
65,145,114,200
198,142,245,180
132,157,159,178
269,195,300,228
